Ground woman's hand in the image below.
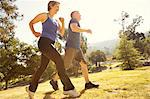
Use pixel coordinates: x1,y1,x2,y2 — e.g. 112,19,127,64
59,17,64,23
33,32,41,37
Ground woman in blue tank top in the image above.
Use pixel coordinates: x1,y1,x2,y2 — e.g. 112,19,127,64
26,1,79,98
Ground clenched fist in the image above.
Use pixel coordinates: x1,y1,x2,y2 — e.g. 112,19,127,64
86,29,92,34
59,17,64,23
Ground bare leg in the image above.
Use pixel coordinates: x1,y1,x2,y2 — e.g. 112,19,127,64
52,73,59,81
52,48,75,81
79,60,90,83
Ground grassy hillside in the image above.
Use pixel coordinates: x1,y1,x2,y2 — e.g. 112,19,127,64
0,66,150,99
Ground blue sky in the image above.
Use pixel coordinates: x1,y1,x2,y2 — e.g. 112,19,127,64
14,0,150,45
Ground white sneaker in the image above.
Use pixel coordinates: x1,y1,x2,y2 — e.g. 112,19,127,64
63,89,80,97
26,87,35,99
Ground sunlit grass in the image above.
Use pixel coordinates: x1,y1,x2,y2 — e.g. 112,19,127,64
0,66,150,99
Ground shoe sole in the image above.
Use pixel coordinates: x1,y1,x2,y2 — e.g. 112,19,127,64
26,87,34,99
63,92,80,98
85,85,99,90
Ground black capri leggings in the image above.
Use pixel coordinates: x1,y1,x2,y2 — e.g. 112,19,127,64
29,37,74,92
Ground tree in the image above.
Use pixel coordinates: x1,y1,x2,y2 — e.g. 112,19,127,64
115,11,146,55
143,32,150,59
0,38,39,89
0,0,23,42
0,0,26,89
0,0,56,89
0,0,21,89
114,11,129,33
89,50,106,67
81,34,88,54
115,35,141,70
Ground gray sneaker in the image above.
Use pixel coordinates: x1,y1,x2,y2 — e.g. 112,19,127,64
63,89,80,97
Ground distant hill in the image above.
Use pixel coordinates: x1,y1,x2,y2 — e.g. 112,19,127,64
87,39,119,55
145,31,150,37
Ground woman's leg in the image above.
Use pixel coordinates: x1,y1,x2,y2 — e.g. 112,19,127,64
29,54,50,92
40,44,74,91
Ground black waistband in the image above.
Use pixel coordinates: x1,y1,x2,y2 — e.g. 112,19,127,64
39,37,55,44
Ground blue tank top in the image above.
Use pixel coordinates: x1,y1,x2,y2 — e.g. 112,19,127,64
41,16,59,41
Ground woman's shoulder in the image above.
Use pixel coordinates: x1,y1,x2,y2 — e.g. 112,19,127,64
36,12,48,23
37,12,48,17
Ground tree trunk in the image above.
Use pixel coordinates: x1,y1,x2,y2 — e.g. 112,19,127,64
4,80,8,90
95,62,97,67
98,62,101,67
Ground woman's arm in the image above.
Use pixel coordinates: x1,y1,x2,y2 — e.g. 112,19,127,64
29,13,47,37
58,17,65,37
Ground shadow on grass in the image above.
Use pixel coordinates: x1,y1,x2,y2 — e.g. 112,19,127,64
43,91,55,99
1,79,50,91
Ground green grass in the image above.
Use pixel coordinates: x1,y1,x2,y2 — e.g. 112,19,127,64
0,66,150,99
